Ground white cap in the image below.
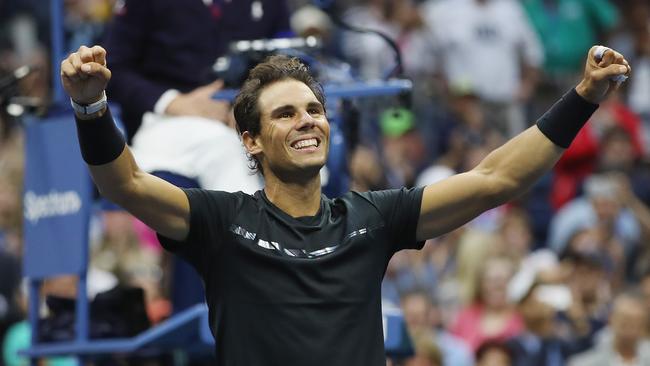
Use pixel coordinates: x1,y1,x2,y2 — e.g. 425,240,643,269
290,5,332,38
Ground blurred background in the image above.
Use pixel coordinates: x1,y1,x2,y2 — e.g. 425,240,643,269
1,0,650,365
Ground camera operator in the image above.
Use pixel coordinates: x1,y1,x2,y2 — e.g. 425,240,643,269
103,0,292,192
102,0,292,313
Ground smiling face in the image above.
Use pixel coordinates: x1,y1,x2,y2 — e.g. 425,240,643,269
242,78,330,181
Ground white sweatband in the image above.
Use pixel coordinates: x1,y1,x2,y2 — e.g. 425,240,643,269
594,46,628,84
154,89,181,115
71,91,108,115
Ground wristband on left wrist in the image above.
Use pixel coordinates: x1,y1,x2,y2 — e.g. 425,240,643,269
536,88,599,148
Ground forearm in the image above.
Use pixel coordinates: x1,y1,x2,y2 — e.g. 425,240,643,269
477,87,600,203
475,126,563,204
88,145,144,205
417,46,629,241
76,105,190,240
63,44,191,240
75,106,142,204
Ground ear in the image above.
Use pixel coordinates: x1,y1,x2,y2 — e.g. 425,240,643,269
242,131,263,157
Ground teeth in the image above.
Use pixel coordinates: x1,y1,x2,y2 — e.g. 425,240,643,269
293,138,318,149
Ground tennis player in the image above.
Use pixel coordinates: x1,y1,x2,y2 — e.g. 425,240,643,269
60,44,629,365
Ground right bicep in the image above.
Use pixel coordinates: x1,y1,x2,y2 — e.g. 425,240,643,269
86,135,191,241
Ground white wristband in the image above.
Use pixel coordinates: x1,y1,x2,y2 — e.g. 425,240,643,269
154,89,180,115
71,91,107,115
593,46,628,84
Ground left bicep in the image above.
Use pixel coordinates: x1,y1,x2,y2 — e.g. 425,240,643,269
416,170,498,241
416,126,564,241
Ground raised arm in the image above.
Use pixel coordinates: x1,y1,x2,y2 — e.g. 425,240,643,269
61,45,190,241
416,46,631,241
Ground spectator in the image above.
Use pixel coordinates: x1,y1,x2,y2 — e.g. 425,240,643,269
550,93,644,209
423,0,544,138
404,333,443,366
349,145,388,192
382,239,441,305
290,5,332,40
90,210,169,324
380,107,428,187
611,174,650,280
454,229,499,307
416,86,503,189
102,0,290,313
523,0,619,125
605,0,650,139
522,0,619,82
340,0,441,163
0,127,24,259
623,1,650,129
640,271,650,335
65,0,114,49
401,291,474,366
548,174,640,256
507,282,594,366
418,228,469,329
495,208,536,264
568,292,650,366
559,249,612,339
103,0,286,191
0,251,20,356
555,174,650,285
383,250,411,305
342,0,437,81
491,207,566,291
597,127,650,206
0,0,48,67
2,279,76,366
289,5,339,58
476,340,514,366
450,256,524,351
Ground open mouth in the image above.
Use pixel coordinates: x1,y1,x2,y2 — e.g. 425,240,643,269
290,137,320,151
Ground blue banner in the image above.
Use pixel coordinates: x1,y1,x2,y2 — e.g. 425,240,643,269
23,109,92,279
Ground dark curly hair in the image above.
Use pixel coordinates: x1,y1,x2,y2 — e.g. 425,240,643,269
233,55,326,174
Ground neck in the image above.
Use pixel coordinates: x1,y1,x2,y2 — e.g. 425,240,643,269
485,303,509,313
264,172,322,218
616,339,637,361
529,323,553,338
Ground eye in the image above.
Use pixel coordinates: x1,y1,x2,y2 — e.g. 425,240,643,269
308,108,322,115
279,111,294,119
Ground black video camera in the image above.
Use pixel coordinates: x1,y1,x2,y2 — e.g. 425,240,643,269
211,37,323,88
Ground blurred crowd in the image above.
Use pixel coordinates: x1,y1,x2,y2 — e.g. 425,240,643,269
1,0,650,365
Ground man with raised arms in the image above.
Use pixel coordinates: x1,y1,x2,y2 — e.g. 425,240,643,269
60,44,629,365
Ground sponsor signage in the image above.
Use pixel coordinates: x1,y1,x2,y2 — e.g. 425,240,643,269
22,113,92,278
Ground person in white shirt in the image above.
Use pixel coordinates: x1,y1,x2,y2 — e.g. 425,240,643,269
569,293,650,366
423,0,544,138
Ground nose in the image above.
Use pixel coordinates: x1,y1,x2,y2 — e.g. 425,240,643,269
295,110,316,130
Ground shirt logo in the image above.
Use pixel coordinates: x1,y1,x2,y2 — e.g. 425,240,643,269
229,224,370,259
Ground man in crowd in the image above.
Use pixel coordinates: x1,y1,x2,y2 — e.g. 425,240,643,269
569,292,650,366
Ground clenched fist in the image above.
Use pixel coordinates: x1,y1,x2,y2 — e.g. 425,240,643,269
576,45,631,104
60,45,111,105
